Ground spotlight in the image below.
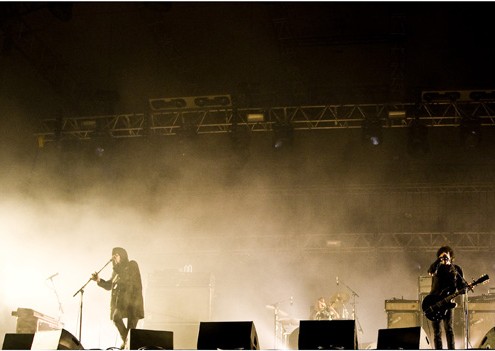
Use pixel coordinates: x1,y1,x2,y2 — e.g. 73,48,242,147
407,119,429,157
362,118,383,146
95,146,105,157
247,113,264,122
272,124,293,150
460,117,481,149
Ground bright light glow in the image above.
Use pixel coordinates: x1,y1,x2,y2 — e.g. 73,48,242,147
370,136,381,146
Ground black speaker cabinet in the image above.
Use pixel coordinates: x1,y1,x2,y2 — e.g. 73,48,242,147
197,321,259,350
478,327,495,349
377,326,431,350
298,320,358,350
129,328,173,350
2,333,34,350
30,329,84,350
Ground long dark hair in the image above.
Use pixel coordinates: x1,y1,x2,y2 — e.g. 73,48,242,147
112,247,129,273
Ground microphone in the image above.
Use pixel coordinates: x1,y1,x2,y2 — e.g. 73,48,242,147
46,272,59,280
336,276,339,286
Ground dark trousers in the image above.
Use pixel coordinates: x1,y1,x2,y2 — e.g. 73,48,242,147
432,308,455,349
112,309,139,345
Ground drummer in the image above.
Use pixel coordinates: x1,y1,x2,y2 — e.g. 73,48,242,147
312,296,340,320
328,292,350,320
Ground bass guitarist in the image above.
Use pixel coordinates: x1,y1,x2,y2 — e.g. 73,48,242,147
427,246,467,350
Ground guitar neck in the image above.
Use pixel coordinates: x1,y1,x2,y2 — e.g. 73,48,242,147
443,278,484,301
444,289,464,301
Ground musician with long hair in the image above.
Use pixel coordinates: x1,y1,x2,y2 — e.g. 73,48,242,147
427,245,466,349
91,247,144,349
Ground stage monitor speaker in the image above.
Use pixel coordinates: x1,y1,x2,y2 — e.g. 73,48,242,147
298,320,358,350
2,333,34,350
478,327,495,349
129,328,173,350
197,321,259,350
31,329,84,350
377,326,431,350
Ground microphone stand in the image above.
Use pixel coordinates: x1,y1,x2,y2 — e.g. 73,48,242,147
73,259,112,343
339,278,363,334
453,265,471,349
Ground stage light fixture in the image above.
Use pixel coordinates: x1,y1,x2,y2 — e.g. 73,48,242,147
460,117,481,149
247,113,264,122
388,110,406,119
95,145,105,157
272,124,294,150
407,118,429,157
362,118,383,146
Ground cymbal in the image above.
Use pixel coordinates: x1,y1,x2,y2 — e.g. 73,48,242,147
329,292,350,304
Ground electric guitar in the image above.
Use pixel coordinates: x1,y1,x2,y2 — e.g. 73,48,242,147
422,274,489,322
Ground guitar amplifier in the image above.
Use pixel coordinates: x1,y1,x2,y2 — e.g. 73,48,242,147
385,299,420,329
385,299,419,311
468,295,495,347
468,295,495,311
418,276,432,294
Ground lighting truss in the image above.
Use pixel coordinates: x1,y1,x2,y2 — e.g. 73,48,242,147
35,100,495,143
142,231,495,255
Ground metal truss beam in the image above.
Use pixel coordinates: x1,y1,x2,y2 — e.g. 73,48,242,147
242,183,495,195
153,232,495,255
35,100,495,144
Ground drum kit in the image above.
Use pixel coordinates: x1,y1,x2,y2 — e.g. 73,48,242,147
312,292,351,321
268,277,362,349
268,291,353,350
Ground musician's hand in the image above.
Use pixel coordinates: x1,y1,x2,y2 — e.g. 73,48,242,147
91,272,100,282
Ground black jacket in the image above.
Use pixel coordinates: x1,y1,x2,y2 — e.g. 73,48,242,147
428,259,465,296
98,259,145,320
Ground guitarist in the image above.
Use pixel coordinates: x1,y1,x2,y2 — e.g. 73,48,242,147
427,246,466,350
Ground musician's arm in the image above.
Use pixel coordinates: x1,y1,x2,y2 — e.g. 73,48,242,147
98,279,111,290
428,258,441,275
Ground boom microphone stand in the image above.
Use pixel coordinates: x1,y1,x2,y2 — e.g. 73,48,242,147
73,258,112,343
339,278,363,334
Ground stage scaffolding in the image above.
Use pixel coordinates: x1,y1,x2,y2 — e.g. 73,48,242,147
145,231,495,255
35,100,495,144
32,100,495,253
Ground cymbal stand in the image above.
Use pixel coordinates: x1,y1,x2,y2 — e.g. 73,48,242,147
340,279,363,334
266,297,292,349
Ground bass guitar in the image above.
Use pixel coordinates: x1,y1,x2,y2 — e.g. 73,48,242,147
422,274,489,321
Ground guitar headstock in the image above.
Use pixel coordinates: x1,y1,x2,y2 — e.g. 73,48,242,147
472,274,490,287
